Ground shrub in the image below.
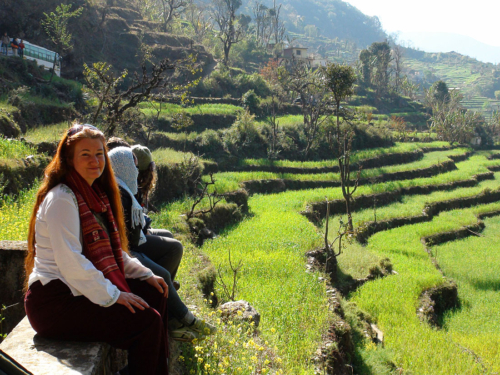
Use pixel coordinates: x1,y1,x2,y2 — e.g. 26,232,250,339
192,70,271,98
197,129,224,154
241,89,260,114
351,123,393,150
223,110,266,156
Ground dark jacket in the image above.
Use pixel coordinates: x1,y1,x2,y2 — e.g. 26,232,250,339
119,186,144,249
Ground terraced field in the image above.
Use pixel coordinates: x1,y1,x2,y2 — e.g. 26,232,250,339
405,57,500,120
194,147,500,374
3,139,500,374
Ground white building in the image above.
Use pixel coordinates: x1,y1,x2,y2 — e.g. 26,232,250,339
4,39,61,77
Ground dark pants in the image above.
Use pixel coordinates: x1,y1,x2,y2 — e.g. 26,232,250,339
131,229,187,321
137,229,183,279
25,279,169,375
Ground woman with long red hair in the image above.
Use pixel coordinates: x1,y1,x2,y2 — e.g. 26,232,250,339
24,124,170,375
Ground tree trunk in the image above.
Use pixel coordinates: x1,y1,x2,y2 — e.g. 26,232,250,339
345,196,353,233
325,248,338,283
49,56,57,83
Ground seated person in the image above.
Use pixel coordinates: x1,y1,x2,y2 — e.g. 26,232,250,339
108,146,215,340
107,140,183,289
24,124,169,375
132,144,183,289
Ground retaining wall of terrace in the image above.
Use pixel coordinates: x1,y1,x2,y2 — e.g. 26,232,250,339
222,150,424,174
242,159,458,195
157,114,237,133
0,156,50,195
355,188,500,244
301,172,496,225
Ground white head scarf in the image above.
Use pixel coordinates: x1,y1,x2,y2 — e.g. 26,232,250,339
108,147,147,245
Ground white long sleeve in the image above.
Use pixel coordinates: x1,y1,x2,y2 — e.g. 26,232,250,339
28,184,150,307
122,251,154,280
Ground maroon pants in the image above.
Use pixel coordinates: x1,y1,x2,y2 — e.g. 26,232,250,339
25,279,168,375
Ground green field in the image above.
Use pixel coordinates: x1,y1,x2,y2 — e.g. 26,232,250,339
3,142,500,374
0,138,39,160
209,148,471,194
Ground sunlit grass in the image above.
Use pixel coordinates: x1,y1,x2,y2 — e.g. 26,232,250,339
5,143,500,374
152,147,198,165
140,103,243,117
350,173,500,229
23,122,72,143
433,216,500,373
156,131,199,142
322,156,500,231
349,203,500,374
209,149,472,194
0,183,38,241
239,143,421,169
0,139,39,160
199,191,329,373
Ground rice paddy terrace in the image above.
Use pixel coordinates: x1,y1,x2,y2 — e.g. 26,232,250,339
405,56,500,120
3,129,500,374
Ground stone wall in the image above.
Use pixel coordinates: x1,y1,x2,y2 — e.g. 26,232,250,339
0,241,27,336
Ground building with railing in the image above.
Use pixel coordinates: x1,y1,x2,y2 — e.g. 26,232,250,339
3,39,61,77
24,41,61,77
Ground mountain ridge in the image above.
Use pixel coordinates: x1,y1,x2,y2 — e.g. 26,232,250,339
399,31,500,64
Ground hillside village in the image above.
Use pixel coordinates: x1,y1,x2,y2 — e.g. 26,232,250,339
1,0,500,374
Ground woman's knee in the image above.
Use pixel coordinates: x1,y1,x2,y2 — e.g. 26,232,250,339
171,239,183,259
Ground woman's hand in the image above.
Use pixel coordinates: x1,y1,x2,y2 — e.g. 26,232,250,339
116,292,149,313
146,275,168,298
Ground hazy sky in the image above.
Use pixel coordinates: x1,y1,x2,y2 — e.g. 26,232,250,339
345,0,500,47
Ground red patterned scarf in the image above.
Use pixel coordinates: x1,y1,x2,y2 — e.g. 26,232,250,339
64,169,131,293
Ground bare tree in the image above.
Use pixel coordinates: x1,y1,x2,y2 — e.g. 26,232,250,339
252,0,285,47
84,59,175,136
212,0,243,67
252,1,268,43
278,59,332,158
185,0,212,42
160,0,187,30
269,0,285,45
216,248,243,302
392,44,405,93
323,199,349,282
186,172,222,219
324,63,359,232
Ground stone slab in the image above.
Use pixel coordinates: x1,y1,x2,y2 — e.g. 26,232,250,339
0,317,110,375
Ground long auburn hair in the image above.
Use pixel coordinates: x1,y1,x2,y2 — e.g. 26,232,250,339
25,126,129,290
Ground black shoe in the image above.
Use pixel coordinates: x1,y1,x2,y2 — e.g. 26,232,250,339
173,281,180,290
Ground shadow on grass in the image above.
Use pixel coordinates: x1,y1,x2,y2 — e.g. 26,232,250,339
470,278,500,291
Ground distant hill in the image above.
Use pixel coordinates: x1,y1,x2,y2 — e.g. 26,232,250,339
237,0,387,47
399,31,500,65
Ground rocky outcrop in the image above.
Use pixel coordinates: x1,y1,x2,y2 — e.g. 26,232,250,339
219,300,261,328
417,280,459,327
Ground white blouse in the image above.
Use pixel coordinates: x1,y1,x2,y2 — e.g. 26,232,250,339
28,184,153,307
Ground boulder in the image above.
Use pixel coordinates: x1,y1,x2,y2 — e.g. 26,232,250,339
0,114,20,138
219,300,260,328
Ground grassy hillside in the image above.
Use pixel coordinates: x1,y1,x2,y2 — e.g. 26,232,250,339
404,49,500,119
